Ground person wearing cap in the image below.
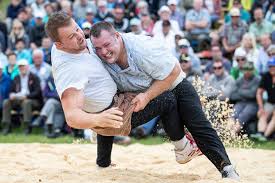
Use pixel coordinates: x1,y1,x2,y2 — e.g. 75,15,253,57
225,0,251,23
252,57,275,141
256,35,273,75
1,59,43,135
207,60,235,101
185,0,211,52
152,5,180,36
249,7,273,43
230,62,261,133
73,0,97,23
129,18,147,35
29,10,46,48
81,22,92,39
177,39,201,73
95,0,113,21
230,48,247,80
90,21,240,180
221,7,248,58
31,0,47,20
179,54,202,83
167,0,185,29
0,62,12,121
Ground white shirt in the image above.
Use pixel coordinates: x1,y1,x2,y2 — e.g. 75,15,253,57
51,39,117,113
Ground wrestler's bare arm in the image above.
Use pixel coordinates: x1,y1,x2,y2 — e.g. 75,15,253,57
61,88,123,129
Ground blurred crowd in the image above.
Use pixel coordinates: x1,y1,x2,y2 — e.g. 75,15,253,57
0,0,274,143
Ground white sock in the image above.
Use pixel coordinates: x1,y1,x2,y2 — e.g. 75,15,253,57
172,136,189,150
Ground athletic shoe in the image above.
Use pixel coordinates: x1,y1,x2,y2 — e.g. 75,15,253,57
221,165,240,181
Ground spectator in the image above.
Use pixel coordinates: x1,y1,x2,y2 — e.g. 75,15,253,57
15,39,32,64
32,74,65,138
29,49,51,90
230,62,261,133
73,0,97,23
41,36,53,65
8,19,30,51
140,13,154,36
153,20,176,53
185,0,211,52
29,12,46,48
6,0,25,20
252,57,275,141
1,59,43,135
43,3,55,23
265,1,275,29
221,7,248,59
179,54,202,83
81,22,92,39
78,8,98,26
234,33,259,67
207,60,235,100
95,0,113,21
16,8,32,34
31,0,47,19
230,48,247,80
60,0,73,17
3,52,19,80
177,39,201,73
249,7,273,43
122,0,136,19
0,44,8,67
136,1,150,18
0,62,11,119
152,5,180,36
173,31,185,57
204,46,232,80
107,5,130,32
256,35,273,75
129,18,147,35
167,0,185,30
225,0,251,23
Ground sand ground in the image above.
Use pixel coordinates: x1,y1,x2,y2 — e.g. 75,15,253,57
0,143,274,183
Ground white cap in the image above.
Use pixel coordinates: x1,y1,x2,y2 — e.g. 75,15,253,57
82,21,92,29
137,1,148,8
230,7,240,17
234,48,246,57
34,11,44,19
130,18,141,26
98,0,107,7
178,39,190,47
17,59,29,66
158,5,171,15
175,31,185,37
167,0,178,5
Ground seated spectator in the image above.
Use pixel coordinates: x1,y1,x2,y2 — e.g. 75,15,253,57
6,0,25,20
60,0,73,17
32,74,65,138
179,54,202,83
129,18,147,35
140,13,154,36
230,48,247,80
249,7,273,43
16,8,32,34
204,46,232,80
95,0,113,21
3,52,19,80
207,60,235,100
81,22,92,39
256,35,273,75
43,2,55,23
29,49,51,90
185,0,211,52
41,36,52,65
136,1,150,18
173,31,185,57
205,0,222,26
29,12,46,48
152,5,180,36
15,39,32,64
177,39,201,73
121,0,136,20
0,62,11,119
78,8,99,27
265,1,275,29
225,0,251,23
1,59,43,135
0,44,8,67
167,0,185,30
106,4,130,33
230,62,261,133
8,19,30,51
221,7,248,59
31,0,47,19
153,20,176,53
73,0,97,23
234,33,259,67
251,57,275,141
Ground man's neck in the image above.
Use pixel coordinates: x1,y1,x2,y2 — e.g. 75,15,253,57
116,38,129,69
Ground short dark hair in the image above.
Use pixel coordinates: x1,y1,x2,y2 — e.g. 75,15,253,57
90,21,116,38
7,52,17,58
15,38,25,45
162,20,171,27
45,11,72,42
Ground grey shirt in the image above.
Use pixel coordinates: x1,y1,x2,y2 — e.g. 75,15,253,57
102,33,185,93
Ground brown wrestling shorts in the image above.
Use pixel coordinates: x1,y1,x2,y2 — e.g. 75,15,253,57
91,93,137,136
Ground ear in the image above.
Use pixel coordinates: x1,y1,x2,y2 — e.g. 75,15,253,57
114,31,120,39
55,42,63,49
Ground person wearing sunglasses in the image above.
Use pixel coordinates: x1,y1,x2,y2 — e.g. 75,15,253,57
230,48,247,80
179,54,202,83
230,62,261,133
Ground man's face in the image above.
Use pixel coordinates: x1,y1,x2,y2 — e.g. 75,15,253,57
213,62,224,76
231,16,240,25
86,13,94,21
243,70,253,78
180,60,191,71
179,46,188,54
19,65,28,75
42,38,52,49
254,9,263,23
211,46,222,59
98,5,106,13
236,56,246,68
194,0,203,11
15,41,25,51
269,66,275,76
33,53,43,66
114,8,124,20
8,55,17,65
130,25,139,33
160,12,170,20
260,35,271,49
169,4,176,12
91,30,121,64
57,19,86,53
